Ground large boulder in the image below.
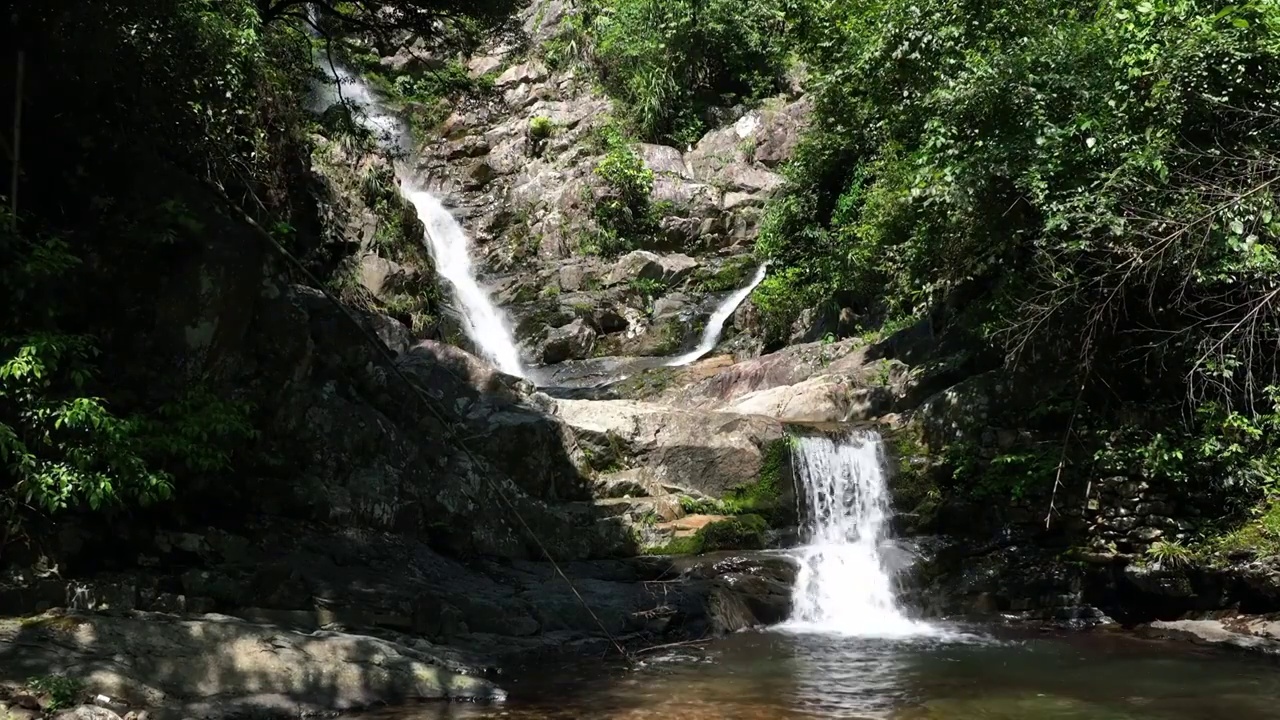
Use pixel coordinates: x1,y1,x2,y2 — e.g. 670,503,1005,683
724,375,893,423
544,398,787,499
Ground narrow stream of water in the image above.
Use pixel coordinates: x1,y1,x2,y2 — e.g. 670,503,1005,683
666,261,769,367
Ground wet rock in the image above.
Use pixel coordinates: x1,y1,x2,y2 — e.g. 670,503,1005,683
677,552,797,631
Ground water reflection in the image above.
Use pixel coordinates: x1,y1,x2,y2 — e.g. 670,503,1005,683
354,627,1280,720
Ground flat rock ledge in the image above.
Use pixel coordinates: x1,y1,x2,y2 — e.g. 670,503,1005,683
0,610,504,719
1137,617,1280,657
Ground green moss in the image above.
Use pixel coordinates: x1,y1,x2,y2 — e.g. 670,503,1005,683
644,535,704,556
888,426,938,502
726,437,791,519
699,513,768,551
690,255,756,293
642,514,769,556
613,366,677,400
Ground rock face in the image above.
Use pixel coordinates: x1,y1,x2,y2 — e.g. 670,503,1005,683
408,9,812,367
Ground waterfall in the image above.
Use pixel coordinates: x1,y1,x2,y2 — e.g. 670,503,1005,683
666,262,769,367
781,430,934,638
401,189,525,376
309,53,525,377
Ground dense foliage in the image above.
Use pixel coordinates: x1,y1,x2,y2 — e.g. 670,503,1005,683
546,0,792,144
750,0,1280,509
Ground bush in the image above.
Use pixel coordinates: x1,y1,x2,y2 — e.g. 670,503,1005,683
562,0,792,144
758,0,1280,498
586,125,658,254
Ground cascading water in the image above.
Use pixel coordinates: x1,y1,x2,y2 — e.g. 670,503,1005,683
401,189,525,376
309,53,525,377
781,430,935,638
666,262,769,367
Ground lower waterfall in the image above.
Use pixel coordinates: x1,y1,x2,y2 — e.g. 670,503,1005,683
781,430,936,638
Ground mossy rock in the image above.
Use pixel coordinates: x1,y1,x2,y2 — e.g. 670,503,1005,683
644,514,769,556
699,513,768,551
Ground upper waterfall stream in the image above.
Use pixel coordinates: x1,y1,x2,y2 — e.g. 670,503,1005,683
311,54,525,377
667,262,769,367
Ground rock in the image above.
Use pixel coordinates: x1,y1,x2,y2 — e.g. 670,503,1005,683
9,694,41,711
378,41,441,74
468,54,504,78
725,375,893,423
495,61,547,89
546,398,789,500
540,318,597,364
595,496,684,523
357,253,406,299
1138,618,1280,656
5,707,41,720
593,468,664,499
604,251,699,287
638,144,691,178
675,552,797,631
54,707,124,720
0,611,504,713
752,96,813,168
462,159,496,189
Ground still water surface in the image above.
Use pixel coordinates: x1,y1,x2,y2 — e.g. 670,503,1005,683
359,625,1280,720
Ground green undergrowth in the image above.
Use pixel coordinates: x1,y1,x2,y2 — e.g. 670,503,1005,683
644,513,769,555
751,0,1280,511
581,122,660,256
541,0,792,145
26,675,84,711
690,256,758,293
1196,497,1280,563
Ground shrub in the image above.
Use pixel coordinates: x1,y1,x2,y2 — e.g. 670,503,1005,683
560,0,792,144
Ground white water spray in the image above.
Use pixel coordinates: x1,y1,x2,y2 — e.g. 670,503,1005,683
666,262,769,367
309,54,525,376
782,430,935,638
